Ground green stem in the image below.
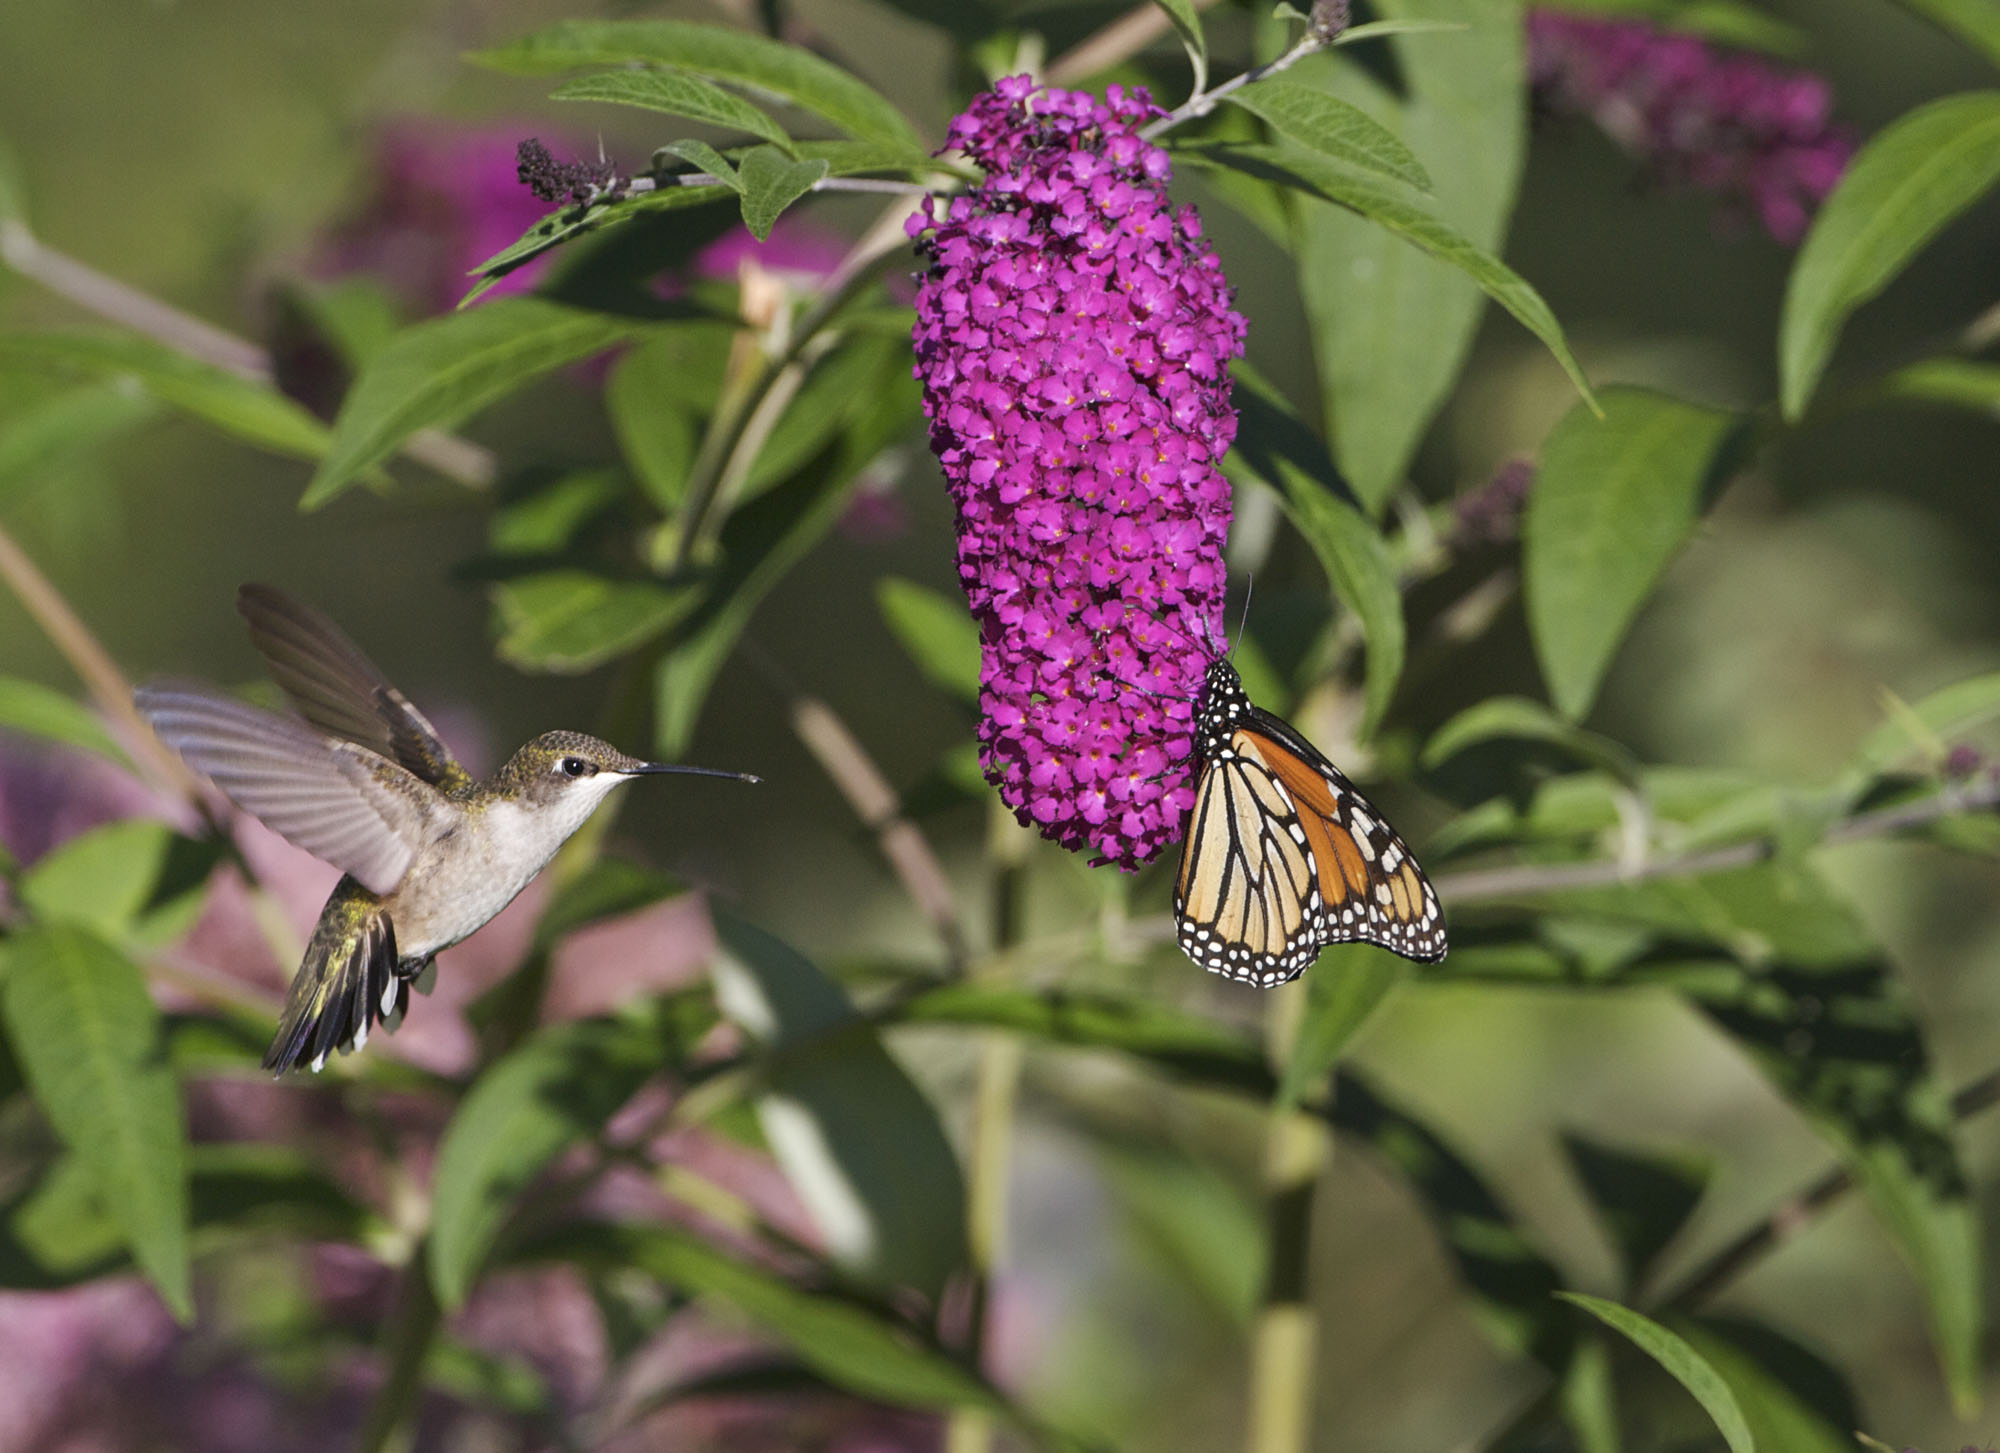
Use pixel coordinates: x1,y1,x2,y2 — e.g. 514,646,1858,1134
355,1261,441,1453
1243,983,1324,1453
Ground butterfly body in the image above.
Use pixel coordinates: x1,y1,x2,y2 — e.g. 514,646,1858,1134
1173,658,1446,985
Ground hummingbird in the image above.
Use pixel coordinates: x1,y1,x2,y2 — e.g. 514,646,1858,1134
135,584,759,1075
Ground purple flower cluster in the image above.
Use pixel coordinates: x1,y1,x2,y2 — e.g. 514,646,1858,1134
909,78,1246,868
1528,10,1854,244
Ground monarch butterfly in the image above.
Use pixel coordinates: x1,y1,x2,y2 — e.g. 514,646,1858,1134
1173,656,1447,984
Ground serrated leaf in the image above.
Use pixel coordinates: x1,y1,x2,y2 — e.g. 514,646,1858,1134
1561,1132,1710,1294
710,912,967,1295
304,299,644,508
1525,388,1740,721
877,577,980,704
472,19,922,150
492,571,698,674
0,676,128,766
1227,367,1404,732
1227,79,1433,191
1896,0,2000,69
0,330,329,462
1289,1,1532,512
1780,92,2000,420
0,926,190,1319
1276,949,1402,1109
1558,1294,1754,1453
552,69,792,151
737,146,829,241
428,996,714,1309
1191,136,1594,434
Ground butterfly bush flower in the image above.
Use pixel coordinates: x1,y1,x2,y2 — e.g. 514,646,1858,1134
909,78,1247,868
1528,10,1855,244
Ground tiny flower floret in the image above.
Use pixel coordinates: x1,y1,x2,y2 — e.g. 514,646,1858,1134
910,80,1246,868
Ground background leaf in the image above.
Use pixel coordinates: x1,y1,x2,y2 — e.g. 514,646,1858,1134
1525,388,1741,721
877,577,980,705
1557,1293,1754,1453
1780,91,2000,419
1,926,190,1319
304,299,645,508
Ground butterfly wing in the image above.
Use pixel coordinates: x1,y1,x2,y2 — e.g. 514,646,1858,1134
1174,708,1446,985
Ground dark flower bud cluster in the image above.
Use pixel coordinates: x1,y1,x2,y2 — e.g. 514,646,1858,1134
909,78,1247,868
1528,9,1855,245
516,137,616,205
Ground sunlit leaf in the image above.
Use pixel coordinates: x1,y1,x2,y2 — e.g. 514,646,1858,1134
1680,1321,1855,1453
1525,388,1740,721
0,926,190,1319
552,69,793,151
472,20,923,150
19,820,220,949
737,146,829,241
1558,1294,1753,1453
1780,91,2000,419
0,676,128,767
710,912,967,1295
1227,79,1433,190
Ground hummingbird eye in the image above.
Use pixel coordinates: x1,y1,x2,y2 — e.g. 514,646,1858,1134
558,756,594,779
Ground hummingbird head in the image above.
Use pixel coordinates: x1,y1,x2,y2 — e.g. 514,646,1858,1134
499,731,760,817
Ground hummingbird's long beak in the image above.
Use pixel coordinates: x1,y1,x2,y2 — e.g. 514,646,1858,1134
626,762,762,784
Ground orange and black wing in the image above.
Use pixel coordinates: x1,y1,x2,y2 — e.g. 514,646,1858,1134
1174,718,1445,986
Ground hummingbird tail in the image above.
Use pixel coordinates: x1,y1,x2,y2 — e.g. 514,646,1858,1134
264,885,405,1075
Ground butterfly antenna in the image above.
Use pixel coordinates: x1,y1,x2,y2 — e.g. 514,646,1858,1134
1227,576,1254,662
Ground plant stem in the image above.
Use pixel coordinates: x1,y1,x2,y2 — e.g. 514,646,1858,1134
355,1260,441,1453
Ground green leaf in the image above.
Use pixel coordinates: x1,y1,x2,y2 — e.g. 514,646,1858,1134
1293,1,1534,512
1780,92,2000,420
1422,696,1641,783
0,330,330,462
1151,0,1210,90
492,571,698,674
1879,356,2000,417
1334,18,1475,44
877,577,980,704
1558,1294,1754,1453
0,384,159,512
1525,388,1740,720
472,20,923,150
532,858,684,951
710,912,967,1295
1895,0,2000,69
743,334,902,499
1227,367,1404,732
304,299,644,508
486,468,626,556
1560,1132,1710,1294
608,326,730,512
0,676,128,767
1227,79,1433,191
736,146,829,241
20,820,220,949
1191,138,1594,438
0,926,190,1319
660,139,745,192
1846,669,2000,787
428,995,714,1309
1098,1142,1263,1326
1678,1322,1854,1453
1276,950,1402,1109
552,69,793,151
1558,1337,1622,1453
528,1221,1010,1414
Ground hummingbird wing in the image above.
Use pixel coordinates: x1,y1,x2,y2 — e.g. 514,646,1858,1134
236,583,471,792
135,682,428,895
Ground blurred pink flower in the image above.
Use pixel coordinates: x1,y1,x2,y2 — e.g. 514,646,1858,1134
315,121,564,315
542,892,716,1023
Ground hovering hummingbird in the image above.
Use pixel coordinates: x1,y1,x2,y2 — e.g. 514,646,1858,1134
136,584,759,1075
